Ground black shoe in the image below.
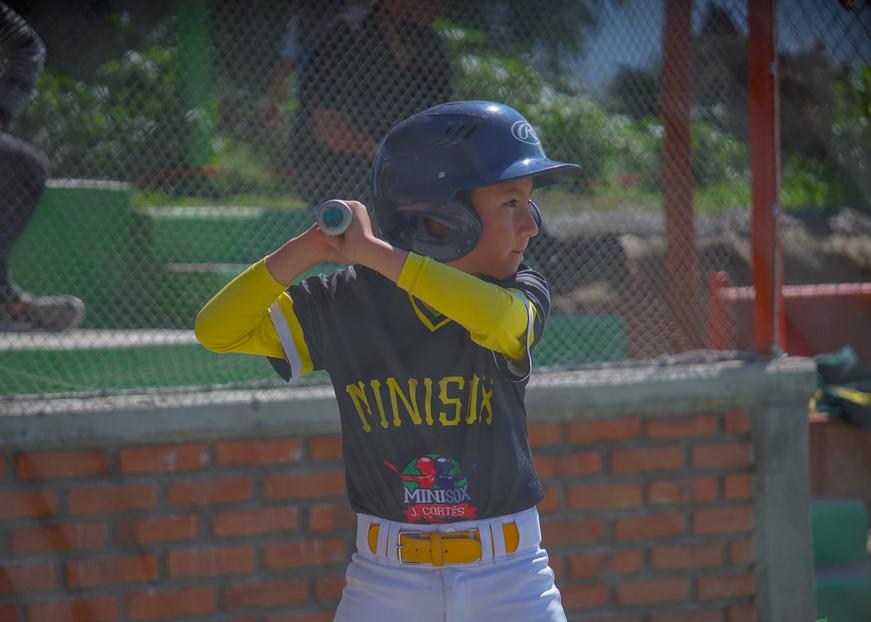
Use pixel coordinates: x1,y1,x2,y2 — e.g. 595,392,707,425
0,294,86,331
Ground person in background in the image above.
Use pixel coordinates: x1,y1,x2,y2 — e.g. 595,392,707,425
262,0,369,129
0,2,84,331
288,0,453,208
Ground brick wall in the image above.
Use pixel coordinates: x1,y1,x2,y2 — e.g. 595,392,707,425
0,412,755,622
533,412,757,622
0,357,817,621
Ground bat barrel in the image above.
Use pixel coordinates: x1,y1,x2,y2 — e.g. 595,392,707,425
317,199,353,236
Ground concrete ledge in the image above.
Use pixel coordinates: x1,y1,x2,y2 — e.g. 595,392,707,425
0,355,816,449
525,354,815,418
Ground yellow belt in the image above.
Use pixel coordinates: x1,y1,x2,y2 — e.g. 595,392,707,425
368,522,520,566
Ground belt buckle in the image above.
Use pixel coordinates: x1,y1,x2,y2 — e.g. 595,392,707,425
397,530,427,564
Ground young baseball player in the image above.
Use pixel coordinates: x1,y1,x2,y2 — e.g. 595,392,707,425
196,100,580,621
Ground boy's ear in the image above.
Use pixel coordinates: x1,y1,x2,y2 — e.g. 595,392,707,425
423,217,451,240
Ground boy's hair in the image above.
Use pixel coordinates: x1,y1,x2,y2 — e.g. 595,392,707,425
370,100,580,262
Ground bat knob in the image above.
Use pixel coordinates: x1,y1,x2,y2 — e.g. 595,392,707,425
317,200,353,236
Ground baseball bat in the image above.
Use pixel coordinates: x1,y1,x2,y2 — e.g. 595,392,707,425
317,199,353,236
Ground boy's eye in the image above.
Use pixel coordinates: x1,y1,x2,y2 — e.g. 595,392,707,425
504,199,519,208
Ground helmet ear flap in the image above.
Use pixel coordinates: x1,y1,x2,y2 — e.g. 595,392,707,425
529,199,543,238
392,199,482,262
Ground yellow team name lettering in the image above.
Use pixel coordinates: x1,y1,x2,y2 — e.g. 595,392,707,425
387,377,422,426
369,379,389,429
465,374,480,424
424,377,434,425
438,376,465,426
346,381,373,433
344,374,496,432
481,384,494,425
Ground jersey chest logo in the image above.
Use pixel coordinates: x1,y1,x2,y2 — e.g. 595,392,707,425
408,294,451,332
385,454,478,523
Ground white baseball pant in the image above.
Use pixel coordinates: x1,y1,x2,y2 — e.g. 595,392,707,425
333,506,567,622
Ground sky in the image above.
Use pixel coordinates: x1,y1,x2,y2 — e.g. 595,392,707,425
574,0,871,94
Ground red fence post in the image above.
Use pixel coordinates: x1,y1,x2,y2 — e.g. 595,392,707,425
707,272,731,350
748,0,784,354
662,0,702,352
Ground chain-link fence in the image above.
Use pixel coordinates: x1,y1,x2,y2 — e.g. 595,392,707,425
1,0,869,399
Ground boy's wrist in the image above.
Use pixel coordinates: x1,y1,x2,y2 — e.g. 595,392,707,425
265,232,320,285
358,237,408,283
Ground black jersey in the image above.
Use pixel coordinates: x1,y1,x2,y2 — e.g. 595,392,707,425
270,264,549,524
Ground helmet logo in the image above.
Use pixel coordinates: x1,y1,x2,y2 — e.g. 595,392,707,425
511,120,540,145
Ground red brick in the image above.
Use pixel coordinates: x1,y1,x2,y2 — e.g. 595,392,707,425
266,612,334,622
646,415,719,439
728,603,758,622
693,505,754,535
650,610,723,622
315,573,345,602
568,417,641,444
724,473,753,499
0,604,19,622
698,573,756,599
568,483,643,510
0,490,55,519
614,511,685,543
0,561,57,593
616,577,690,606
224,579,308,609
264,538,348,569
215,438,302,466
66,555,157,588
214,507,299,537
610,446,684,474
571,548,643,578
308,503,356,531
692,443,753,469
729,539,754,565
168,476,253,506
116,514,199,546
537,486,562,514
12,522,106,554
125,586,215,620
167,545,255,577
28,596,118,622
308,435,342,460
527,421,564,447
68,484,157,515
651,543,722,570
15,450,110,480
541,517,605,546
550,554,566,581
264,470,346,500
533,451,602,479
119,444,208,473
724,411,752,434
647,477,718,505
559,583,609,610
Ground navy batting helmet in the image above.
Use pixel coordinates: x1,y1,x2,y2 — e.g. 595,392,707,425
371,100,581,262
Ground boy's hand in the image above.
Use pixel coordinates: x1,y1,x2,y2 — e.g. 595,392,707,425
317,200,408,282
268,201,407,286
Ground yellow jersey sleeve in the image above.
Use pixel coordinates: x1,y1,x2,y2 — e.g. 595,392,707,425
396,253,536,361
194,259,313,376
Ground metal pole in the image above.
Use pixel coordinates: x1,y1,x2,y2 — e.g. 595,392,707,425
174,0,214,169
662,0,701,351
748,0,784,354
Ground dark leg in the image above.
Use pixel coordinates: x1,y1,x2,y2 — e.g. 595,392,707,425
0,132,49,303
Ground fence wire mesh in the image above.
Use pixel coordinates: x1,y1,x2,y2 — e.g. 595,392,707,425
1,0,869,400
